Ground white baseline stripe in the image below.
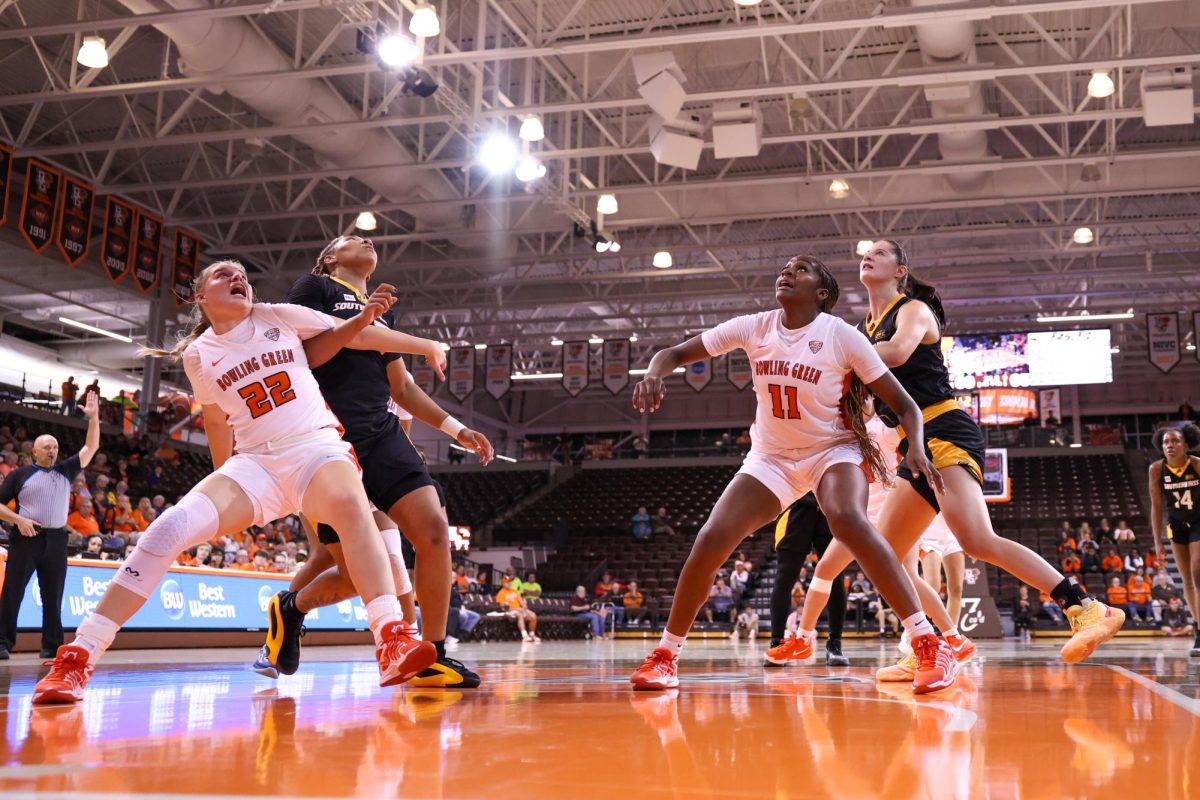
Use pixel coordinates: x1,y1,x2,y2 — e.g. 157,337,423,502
1107,663,1200,716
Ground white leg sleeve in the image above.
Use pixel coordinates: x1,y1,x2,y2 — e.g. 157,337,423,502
112,492,220,598
379,527,413,596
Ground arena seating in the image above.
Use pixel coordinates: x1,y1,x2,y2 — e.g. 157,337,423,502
430,467,548,529
459,593,589,641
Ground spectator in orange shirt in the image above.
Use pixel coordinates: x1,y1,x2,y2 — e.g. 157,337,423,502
1126,569,1152,621
66,498,100,537
1105,575,1129,609
0,451,17,478
251,549,271,572
1040,590,1065,625
496,575,539,642
230,549,253,571
1101,547,1124,574
132,497,155,531
1060,549,1081,575
111,495,136,535
454,564,470,594
622,580,657,628
1056,529,1077,555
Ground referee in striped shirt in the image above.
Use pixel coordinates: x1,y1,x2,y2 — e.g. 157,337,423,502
0,393,100,659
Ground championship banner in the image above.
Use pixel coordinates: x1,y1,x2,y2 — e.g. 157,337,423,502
602,339,630,396
18,159,61,253
684,357,712,392
411,356,436,395
131,209,164,293
54,175,94,267
1147,312,1180,374
562,341,589,397
101,196,136,282
484,344,511,400
448,346,475,402
0,143,12,226
1038,388,1061,425
172,228,200,307
727,351,752,390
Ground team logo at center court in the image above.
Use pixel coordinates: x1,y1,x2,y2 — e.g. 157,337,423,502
809,340,823,354
264,327,280,341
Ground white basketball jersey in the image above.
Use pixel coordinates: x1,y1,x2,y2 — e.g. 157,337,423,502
182,303,340,451
866,415,902,525
702,310,889,458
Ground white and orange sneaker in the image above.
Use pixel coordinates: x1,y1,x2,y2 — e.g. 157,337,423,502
32,645,94,705
911,633,959,695
376,621,438,687
944,632,976,664
764,636,813,667
630,647,680,691
1061,601,1125,664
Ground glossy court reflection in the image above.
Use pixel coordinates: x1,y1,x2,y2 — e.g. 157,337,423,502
0,642,1197,799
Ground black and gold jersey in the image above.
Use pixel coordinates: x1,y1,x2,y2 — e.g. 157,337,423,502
1160,457,1200,528
856,295,954,426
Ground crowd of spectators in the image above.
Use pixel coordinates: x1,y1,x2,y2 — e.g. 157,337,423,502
630,505,678,542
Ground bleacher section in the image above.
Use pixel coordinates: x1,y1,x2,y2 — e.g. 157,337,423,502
430,467,548,529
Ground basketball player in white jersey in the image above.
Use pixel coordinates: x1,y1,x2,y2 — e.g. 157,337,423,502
33,260,447,704
629,255,960,695
766,414,976,675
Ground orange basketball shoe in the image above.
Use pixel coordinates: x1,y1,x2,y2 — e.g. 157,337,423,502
32,645,93,705
630,647,680,690
764,636,813,667
911,633,959,695
1061,600,1125,663
944,632,977,664
376,621,438,687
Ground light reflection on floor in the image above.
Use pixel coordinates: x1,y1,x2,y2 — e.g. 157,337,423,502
0,640,1196,799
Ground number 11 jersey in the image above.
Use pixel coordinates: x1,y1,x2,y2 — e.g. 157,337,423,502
701,310,889,458
182,303,340,451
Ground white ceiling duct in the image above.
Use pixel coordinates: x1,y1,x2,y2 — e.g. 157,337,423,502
910,0,989,192
114,0,491,247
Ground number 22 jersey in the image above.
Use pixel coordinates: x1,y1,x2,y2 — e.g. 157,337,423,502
701,310,889,458
182,303,340,452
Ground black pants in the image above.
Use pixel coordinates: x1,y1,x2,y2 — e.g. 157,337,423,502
770,503,847,645
0,527,68,652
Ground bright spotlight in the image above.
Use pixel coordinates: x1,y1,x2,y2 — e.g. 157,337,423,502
377,34,418,68
1087,70,1114,99
597,194,619,215
478,133,519,174
77,36,109,69
855,240,872,256
652,251,673,268
355,211,378,231
409,3,440,38
519,116,545,142
828,179,850,199
515,155,546,183
1072,226,1095,244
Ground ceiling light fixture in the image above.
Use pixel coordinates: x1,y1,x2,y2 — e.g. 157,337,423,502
519,115,545,142
629,367,686,375
512,372,565,381
828,178,850,199
551,337,564,346
1087,70,1115,98
377,33,418,68
59,316,133,343
855,240,873,256
733,0,763,6
515,155,546,183
597,194,619,215
408,3,440,38
474,343,487,350
629,333,639,342
355,211,377,231
588,336,604,345
478,133,519,174
76,36,109,69
1036,310,1134,323
1072,226,1094,244
652,251,673,268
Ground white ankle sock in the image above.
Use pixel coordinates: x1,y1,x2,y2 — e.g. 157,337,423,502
366,595,401,646
658,629,686,656
900,611,935,639
74,613,120,662
798,628,816,642
943,626,959,638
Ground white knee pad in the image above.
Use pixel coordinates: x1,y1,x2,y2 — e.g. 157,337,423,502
113,492,220,599
808,576,833,594
379,527,413,596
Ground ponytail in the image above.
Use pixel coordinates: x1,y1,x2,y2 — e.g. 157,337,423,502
842,380,892,487
140,260,245,361
313,238,340,276
881,239,946,328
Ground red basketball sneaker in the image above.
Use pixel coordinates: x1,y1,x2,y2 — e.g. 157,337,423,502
911,633,959,695
630,647,680,690
944,632,977,664
376,621,438,687
32,645,94,705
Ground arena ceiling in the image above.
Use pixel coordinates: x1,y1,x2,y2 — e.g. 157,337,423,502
0,0,1198,382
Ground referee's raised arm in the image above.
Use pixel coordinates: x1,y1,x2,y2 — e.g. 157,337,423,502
78,392,101,468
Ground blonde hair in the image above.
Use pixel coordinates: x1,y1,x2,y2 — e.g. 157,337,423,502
142,260,250,361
